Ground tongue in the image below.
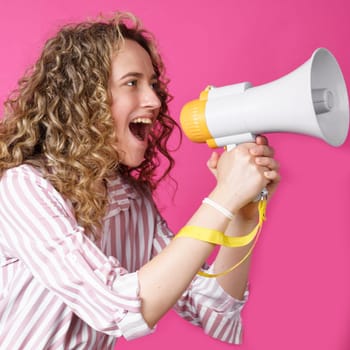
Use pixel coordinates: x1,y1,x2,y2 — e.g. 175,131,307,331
129,123,147,141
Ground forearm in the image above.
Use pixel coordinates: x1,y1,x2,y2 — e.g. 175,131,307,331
213,215,258,300
138,237,212,328
138,187,241,328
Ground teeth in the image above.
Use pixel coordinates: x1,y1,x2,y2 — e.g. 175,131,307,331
131,118,152,124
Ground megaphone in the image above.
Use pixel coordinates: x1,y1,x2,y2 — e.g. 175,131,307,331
180,48,349,149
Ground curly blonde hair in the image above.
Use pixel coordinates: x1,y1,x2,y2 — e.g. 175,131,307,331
0,12,179,239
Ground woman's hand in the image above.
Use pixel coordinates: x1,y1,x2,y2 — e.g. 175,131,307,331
207,135,280,220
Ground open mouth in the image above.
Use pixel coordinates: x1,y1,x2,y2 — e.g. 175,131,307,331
129,118,153,141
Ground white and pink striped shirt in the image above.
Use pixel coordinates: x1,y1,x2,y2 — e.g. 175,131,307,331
0,164,247,349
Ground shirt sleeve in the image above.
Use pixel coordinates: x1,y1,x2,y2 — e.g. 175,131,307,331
0,166,153,340
151,212,248,344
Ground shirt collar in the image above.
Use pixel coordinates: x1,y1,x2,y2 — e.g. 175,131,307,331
106,175,141,213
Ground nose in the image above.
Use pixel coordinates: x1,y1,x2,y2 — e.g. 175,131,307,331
142,85,161,110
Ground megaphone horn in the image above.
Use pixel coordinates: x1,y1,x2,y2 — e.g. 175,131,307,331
180,48,349,148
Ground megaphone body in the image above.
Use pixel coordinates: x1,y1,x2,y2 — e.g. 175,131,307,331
180,48,349,149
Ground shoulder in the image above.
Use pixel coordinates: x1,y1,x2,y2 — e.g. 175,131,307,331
0,164,64,206
1,164,51,191
0,164,75,220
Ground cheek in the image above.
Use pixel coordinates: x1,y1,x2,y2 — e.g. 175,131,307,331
110,100,127,130
110,104,119,125
110,91,133,120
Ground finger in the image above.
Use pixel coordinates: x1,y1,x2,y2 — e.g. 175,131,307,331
250,144,275,157
264,170,281,182
207,152,220,177
207,151,219,168
255,157,279,171
255,135,268,145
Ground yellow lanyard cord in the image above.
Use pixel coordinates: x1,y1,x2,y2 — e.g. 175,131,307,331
197,223,263,278
175,199,267,278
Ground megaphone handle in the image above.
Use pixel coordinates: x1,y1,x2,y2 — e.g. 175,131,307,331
226,143,269,202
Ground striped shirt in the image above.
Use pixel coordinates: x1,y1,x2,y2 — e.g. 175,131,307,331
0,164,247,349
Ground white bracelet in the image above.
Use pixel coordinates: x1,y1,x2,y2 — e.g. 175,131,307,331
202,197,235,220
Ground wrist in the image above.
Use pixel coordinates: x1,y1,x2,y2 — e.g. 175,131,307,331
208,187,243,216
202,197,235,220
237,202,261,222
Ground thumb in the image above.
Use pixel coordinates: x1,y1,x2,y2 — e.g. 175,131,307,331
207,151,219,177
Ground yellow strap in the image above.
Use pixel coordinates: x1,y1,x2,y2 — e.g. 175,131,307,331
175,199,267,278
197,224,262,277
176,224,258,247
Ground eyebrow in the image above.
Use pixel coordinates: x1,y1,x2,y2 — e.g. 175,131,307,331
119,72,158,80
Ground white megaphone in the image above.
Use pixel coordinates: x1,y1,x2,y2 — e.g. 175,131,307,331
180,48,349,150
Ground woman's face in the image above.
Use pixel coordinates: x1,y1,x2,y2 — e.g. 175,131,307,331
109,39,161,167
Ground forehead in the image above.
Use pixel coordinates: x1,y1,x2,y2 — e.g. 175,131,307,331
111,39,154,78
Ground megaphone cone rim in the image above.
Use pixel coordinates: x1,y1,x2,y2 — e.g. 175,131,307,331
309,48,349,146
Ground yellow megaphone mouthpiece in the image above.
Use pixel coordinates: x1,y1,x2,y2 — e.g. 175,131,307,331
180,87,212,143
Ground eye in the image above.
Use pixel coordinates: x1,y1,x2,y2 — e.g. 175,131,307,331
126,80,137,87
151,80,159,90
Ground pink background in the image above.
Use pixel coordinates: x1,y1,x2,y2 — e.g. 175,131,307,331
1,0,350,349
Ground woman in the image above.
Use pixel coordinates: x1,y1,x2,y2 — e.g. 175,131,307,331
0,11,280,349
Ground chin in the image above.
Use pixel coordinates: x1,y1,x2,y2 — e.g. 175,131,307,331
118,147,147,168
121,157,145,168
